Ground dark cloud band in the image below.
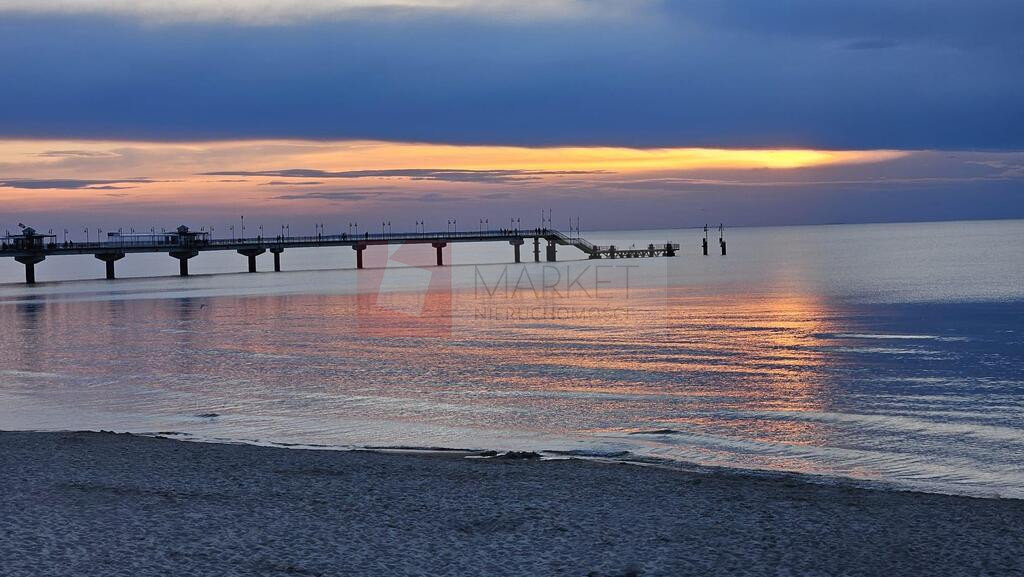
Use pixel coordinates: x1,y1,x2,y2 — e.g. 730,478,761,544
204,168,605,184
0,5,1020,150
0,178,155,190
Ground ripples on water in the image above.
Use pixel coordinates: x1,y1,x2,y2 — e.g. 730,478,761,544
1,220,1022,498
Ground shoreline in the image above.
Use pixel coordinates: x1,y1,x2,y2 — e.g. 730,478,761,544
38,426,1024,502
3,430,1023,577
143,430,1024,502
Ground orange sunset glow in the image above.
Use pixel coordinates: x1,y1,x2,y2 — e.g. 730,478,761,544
0,139,907,213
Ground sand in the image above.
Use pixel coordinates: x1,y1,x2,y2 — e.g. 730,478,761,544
2,431,1022,577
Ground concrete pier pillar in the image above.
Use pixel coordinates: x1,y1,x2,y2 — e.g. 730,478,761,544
353,243,366,269
270,248,283,272
15,255,45,284
664,243,677,257
237,248,266,273
720,239,727,256
95,252,125,280
510,238,524,263
533,237,541,262
432,242,447,266
702,238,708,256
546,241,557,262
169,250,199,277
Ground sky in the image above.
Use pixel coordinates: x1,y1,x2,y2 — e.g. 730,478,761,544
1,0,1022,234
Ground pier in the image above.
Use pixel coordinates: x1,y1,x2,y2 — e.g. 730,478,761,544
1,225,678,284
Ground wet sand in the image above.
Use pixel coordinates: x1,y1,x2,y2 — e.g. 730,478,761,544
2,431,1022,577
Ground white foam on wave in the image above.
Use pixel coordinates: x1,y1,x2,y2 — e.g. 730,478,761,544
0,369,62,379
834,333,969,342
731,409,1024,444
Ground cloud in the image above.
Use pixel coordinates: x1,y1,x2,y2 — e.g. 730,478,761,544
0,1,630,24
204,168,605,184
844,39,900,51
36,149,120,159
260,180,324,186
0,3,1021,150
667,1,1024,50
272,190,377,202
0,177,155,190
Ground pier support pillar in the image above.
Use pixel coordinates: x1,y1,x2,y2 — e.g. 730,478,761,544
510,238,524,263
237,248,266,273
720,239,727,256
533,237,541,262
270,248,283,272
95,252,125,280
432,242,447,266
15,255,45,285
169,250,198,277
664,243,676,257
353,243,366,269
702,238,708,256
546,241,557,262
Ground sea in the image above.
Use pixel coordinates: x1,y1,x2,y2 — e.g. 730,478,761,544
1,219,1022,498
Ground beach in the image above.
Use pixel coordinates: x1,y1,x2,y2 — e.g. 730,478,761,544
2,431,1022,577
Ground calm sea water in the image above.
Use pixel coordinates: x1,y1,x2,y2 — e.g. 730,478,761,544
1,220,1023,498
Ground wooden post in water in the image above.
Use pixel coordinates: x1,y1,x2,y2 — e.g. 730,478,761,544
15,255,45,284
169,250,198,277
510,238,524,263
95,252,125,280
237,248,266,273
353,244,366,269
432,242,447,266
271,248,283,272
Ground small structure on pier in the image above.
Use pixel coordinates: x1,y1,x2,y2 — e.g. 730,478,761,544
2,226,55,251
106,225,209,247
2,226,56,284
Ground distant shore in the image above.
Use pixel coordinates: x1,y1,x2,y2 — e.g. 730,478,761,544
2,431,1022,577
